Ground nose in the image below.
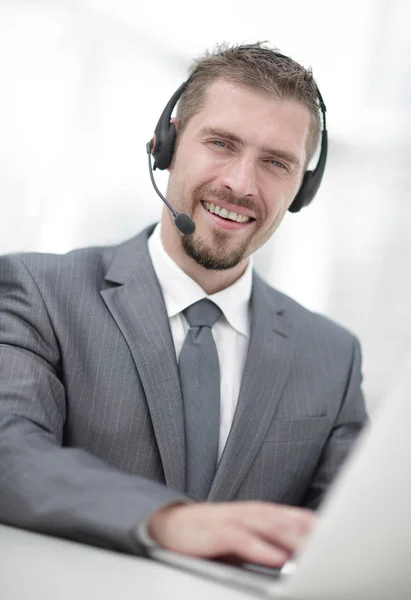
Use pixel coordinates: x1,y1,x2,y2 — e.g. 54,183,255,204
218,153,258,198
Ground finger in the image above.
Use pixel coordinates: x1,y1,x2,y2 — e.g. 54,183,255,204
231,504,314,554
242,502,314,531
174,518,291,567
274,504,315,531
257,515,310,551
217,529,291,567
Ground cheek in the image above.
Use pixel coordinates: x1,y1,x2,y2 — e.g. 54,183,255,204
183,146,222,182
174,158,215,194
264,193,288,221
193,160,220,187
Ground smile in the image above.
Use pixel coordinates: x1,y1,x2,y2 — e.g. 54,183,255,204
203,202,252,223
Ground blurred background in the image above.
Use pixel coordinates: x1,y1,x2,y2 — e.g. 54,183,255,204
1,0,410,413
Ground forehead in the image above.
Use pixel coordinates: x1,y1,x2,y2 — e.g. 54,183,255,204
185,78,311,162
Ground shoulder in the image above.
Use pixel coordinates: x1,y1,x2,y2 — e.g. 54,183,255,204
0,227,153,290
0,243,114,289
256,273,358,351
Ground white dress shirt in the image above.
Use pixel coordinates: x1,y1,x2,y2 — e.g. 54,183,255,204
148,224,252,459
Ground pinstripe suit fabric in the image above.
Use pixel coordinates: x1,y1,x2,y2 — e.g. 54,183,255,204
0,225,367,554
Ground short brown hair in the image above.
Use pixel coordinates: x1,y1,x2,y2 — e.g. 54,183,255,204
176,42,322,165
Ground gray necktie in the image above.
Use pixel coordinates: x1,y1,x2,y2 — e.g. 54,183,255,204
179,299,222,501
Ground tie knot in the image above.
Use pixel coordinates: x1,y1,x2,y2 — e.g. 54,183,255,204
183,299,222,329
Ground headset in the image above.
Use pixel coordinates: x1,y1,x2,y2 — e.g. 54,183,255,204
146,49,328,235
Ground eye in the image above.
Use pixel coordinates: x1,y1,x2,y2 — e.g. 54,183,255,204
267,159,286,170
212,140,228,148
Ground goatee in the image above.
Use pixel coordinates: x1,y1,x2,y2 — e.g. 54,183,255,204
180,183,258,270
182,230,250,270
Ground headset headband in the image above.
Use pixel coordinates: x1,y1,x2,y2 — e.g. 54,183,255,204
150,48,327,213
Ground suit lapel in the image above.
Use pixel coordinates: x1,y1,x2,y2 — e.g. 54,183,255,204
209,272,295,501
100,228,186,493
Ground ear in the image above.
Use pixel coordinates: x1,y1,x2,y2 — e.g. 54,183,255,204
170,117,179,131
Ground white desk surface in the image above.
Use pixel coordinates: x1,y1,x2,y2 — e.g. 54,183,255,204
0,524,286,600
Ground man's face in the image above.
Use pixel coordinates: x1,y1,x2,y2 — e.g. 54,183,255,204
166,79,311,270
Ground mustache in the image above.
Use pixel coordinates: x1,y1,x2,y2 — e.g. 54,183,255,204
193,185,259,215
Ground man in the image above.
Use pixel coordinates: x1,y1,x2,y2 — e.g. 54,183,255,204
0,43,367,568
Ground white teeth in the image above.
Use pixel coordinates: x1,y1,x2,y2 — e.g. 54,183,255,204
203,202,250,223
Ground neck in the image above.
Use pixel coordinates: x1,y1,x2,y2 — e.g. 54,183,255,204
160,212,249,295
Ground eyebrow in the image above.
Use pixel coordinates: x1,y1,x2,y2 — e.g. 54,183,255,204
200,127,301,167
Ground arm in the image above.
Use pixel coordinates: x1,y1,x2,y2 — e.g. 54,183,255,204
0,255,315,565
302,336,368,509
0,255,187,554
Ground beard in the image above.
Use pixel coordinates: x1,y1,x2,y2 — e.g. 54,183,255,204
180,184,260,271
182,230,250,270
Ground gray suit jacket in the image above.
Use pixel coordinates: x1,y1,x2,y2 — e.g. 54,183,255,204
0,226,367,554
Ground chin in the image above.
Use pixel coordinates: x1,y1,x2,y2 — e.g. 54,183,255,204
182,233,249,271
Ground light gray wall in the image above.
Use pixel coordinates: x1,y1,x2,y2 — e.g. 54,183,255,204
1,0,410,412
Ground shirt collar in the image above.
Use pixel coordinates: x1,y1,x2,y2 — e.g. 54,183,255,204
148,223,252,338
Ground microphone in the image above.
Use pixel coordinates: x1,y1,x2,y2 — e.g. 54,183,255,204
146,141,196,235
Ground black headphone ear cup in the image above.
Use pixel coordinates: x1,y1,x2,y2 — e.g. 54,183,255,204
289,170,314,213
153,123,177,170
289,128,328,213
150,60,327,204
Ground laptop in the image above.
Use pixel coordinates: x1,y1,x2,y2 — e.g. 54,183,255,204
150,372,411,599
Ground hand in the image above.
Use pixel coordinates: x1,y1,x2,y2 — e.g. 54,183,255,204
148,501,314,567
